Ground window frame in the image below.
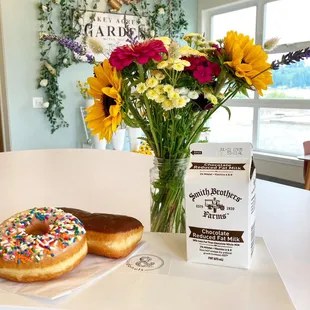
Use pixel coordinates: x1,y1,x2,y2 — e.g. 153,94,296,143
203,0,310,161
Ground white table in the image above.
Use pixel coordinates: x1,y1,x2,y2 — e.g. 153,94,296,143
255,180,310,309
0,150,309,309
0,233,295,310
297,154,310,190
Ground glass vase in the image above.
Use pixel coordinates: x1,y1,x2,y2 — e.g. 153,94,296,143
150,157,189,233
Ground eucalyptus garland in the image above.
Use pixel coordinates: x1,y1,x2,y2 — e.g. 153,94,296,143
37,0,188,133
129,0,188,40
37,0,97,133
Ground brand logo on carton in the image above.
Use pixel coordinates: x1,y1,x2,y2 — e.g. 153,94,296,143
203,197,227,219
188,188,242,203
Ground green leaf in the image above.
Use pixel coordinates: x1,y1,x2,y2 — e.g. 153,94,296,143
240,87,250,98
221,105,232,120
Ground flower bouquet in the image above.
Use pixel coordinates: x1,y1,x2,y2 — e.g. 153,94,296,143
83,31,309,233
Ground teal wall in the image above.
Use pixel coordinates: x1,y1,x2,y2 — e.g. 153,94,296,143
0,0,198,151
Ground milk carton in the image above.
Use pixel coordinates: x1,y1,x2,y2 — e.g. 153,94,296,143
185,143,256,269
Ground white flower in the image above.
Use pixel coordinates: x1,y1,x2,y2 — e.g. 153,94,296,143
40,79,48,87
187,91,199,100
78,18,84,25
63,58,69,65
175,87,189,95
42,5,48,12
181,96,191,103
42,102,49,108
150,30,155,37
158,7,165,15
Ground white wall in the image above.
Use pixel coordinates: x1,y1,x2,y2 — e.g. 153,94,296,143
254,156,303,184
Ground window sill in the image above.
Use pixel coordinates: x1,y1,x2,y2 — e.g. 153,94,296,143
253,151,303,167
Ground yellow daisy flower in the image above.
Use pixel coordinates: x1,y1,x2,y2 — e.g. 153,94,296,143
155,72,165,80
173,97,187,108
195,39,205,46
163,84,174,93
172,63,184,71
155,94,166,103
146,89,159,100
156,37,171,49
146,77,159,88
224,31,273,96
85,59,122,142
183,33,203,39
205,93,218,105
136,82,147,94
151,70,161,76
168,91,180,100
179,46,205,57
168,57,176,64
181,60,191,67
162,99,174,111
154,85,165,94
157,61,169,69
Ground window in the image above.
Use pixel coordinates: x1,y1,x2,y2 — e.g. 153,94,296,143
205,0,310,157
258,108,310,155
208,107,253,143
211,7,256,41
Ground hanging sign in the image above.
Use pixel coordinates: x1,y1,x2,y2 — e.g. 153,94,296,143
77,11,148,62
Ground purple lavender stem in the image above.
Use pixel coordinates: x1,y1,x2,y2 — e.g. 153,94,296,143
40,34,95,63
271,47,310,70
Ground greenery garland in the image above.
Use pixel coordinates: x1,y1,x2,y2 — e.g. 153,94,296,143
129,0,188,40
37,0,188,133
37,0,97,133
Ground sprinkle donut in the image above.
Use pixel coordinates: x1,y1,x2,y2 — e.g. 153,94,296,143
0,207,87,282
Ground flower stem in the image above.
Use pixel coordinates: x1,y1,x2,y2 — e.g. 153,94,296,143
136,62,161,156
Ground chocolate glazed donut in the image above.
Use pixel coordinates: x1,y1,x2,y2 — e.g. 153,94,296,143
61,208,144,259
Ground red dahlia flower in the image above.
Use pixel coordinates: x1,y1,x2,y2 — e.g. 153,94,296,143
212,43,222,54
110,40,168,70
182,56,207,71
193,61,221,84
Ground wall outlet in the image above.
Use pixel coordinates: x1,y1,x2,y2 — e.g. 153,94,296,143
33,97,44,108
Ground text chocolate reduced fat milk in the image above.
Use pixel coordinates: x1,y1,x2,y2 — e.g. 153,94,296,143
185,143,256,269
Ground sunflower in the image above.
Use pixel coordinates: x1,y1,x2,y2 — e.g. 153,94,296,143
85,59,122,142
224,31,273,95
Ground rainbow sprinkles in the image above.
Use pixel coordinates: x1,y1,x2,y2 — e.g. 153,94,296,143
0,207,85,263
